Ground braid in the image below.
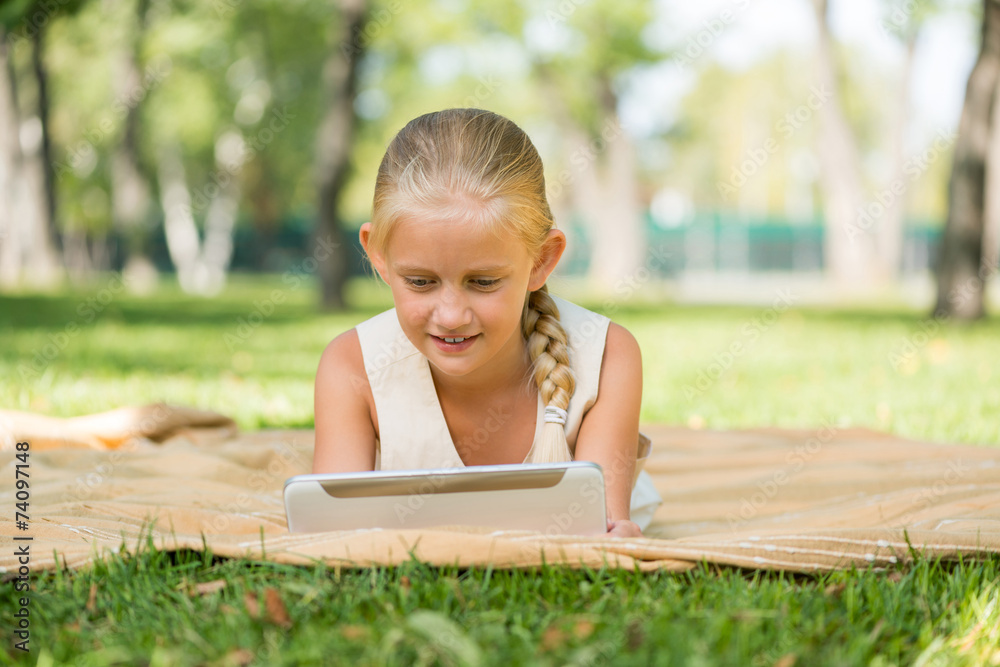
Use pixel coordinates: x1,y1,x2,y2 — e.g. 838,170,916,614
522,285,576,463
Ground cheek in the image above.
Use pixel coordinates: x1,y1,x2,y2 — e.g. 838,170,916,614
392,287,417,323
482,291,525,329
390,291,427,326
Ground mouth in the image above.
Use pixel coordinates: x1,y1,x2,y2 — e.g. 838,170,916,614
431,334,479,352
432,333,477,341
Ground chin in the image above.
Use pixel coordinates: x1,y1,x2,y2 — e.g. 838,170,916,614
426,354,480,377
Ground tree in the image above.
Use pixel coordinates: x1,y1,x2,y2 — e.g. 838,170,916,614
315,0,368,310
143,0,325,295
0,1,68,288
534,1,661,290
462,0,662,290
145,1,244,296
110,0,155,283
934,0,999,319
157,141,240,295
874,0,952,283
875,0,916,282
811,0,879,289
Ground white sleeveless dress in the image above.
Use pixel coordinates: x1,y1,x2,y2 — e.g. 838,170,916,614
354,294,663,531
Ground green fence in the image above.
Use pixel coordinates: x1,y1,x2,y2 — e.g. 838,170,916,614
560,212,942,276
128,212,943,277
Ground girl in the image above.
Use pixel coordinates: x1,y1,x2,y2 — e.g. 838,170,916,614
313,108,662,538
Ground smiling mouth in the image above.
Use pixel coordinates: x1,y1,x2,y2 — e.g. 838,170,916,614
433,335,478,343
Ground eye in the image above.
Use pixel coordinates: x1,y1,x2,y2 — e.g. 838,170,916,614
402,277,432,288
471,278,500,289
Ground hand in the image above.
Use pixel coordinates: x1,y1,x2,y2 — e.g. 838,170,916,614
606,518,643,538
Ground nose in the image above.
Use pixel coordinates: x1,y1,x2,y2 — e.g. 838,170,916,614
433,285,473,331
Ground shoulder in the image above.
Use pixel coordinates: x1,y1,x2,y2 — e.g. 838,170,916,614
313,327,379,472
601,322,642,380
317,328,369,397
320,327,362,365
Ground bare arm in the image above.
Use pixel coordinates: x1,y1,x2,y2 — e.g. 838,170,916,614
573,322,643,534
312,328,379,474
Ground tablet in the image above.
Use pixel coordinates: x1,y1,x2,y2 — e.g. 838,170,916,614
284,461,607,536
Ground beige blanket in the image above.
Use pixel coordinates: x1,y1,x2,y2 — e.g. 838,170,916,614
1,404,998,573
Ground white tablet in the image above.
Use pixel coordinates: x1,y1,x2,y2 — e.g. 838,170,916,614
284,461,607,536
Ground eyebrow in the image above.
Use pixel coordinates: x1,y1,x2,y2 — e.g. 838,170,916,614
391,264,512,274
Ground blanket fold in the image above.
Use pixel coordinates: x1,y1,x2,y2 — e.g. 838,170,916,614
1,404,997,573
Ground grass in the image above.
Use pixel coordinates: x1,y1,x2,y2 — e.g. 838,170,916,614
3,542,1000,666
2,273,999,665
3,273,998,445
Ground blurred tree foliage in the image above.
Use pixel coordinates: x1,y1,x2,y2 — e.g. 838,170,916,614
0,0,981,306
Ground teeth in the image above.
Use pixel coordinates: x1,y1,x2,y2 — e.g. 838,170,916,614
443,337,467,343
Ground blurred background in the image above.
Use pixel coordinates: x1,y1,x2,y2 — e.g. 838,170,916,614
1,0,997,317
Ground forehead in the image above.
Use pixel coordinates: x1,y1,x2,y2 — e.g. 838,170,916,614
386,213,531,270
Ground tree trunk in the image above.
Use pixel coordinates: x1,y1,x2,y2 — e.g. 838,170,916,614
0,28,20,287
933,0,1000,319
983,32,1000,279
315,0,368,311
877,34,917,282
111,0,155,284
565,121,603,263
29,22,61,262
157,147,239,296
0,26,61,288
61,228,93,277
585,77,645,290
811,0,877,289
536,66,646,292
569,119,646,290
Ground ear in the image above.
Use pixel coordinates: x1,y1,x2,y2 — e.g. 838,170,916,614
527,229,566,292
359,222,388,282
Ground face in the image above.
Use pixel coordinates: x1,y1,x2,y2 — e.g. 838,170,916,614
361,210,564,382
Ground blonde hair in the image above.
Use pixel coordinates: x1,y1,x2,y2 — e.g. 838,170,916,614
367,108,575,463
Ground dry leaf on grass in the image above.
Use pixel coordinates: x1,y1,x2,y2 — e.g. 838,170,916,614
541,615,597,650
775,654,798,667
244,591,260,619
264,587,292,628
340,625,369,640
85,583,97,612
572,619,596,639
824,582,846,597
223,648,256,666
541,627,567,651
